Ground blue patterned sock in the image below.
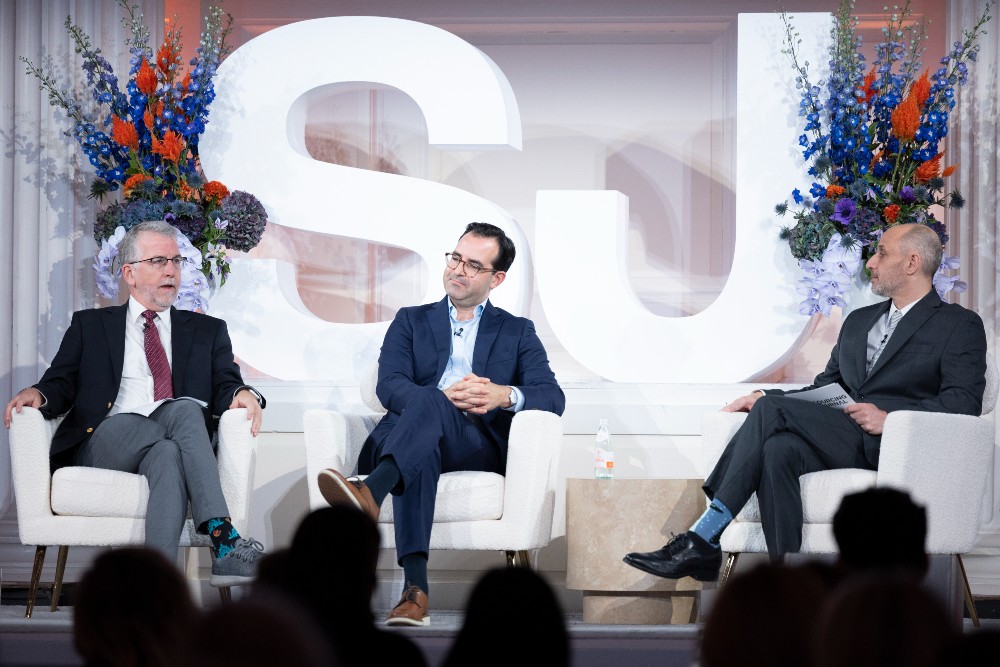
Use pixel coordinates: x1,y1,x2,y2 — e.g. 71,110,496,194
207,517,240,558
690,499,733,548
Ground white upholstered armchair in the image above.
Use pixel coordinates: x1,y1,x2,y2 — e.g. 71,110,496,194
8,406,259,618
303,365,563,567
700,353,998,626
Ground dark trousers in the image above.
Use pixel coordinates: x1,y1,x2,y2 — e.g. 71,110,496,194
704,396,875,559
76,400,229,560
360,387,502,561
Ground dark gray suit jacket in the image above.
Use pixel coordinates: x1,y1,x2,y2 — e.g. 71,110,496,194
773,289,987,466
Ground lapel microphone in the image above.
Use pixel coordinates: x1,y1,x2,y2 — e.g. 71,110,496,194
454,327,463,338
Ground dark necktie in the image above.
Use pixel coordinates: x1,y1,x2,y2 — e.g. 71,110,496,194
867,309,902,374
142,310,174,400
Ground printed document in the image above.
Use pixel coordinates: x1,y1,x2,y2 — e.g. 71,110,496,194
786,384,855,409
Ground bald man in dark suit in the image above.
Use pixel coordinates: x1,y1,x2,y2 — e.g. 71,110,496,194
625,223,987,580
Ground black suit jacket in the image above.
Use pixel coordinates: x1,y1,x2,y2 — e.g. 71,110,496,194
775,289,987,465
34,304,255,468
367,297,565,469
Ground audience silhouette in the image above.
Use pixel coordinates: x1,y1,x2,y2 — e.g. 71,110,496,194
812,575,955,667
73,547,197,667
441,565,569,667
832,486,929,581
699,562,828,667
187,591,336,667
256,506,428,667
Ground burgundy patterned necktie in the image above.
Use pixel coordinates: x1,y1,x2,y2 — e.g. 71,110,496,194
142,310,174,400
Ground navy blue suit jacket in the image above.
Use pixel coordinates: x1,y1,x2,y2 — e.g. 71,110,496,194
365,297,565,471
34,304,254,468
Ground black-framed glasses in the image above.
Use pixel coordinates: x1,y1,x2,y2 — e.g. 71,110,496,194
127,255,189,269
445,252,498,277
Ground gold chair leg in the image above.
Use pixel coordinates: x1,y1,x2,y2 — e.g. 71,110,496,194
957,554,979,628
504,550,532,568
26,546,46,619
218,586,232,604
718,552,739,588
50,546,69,611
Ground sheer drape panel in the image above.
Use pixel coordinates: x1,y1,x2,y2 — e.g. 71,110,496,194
948,0,1000,578
0,0,163,521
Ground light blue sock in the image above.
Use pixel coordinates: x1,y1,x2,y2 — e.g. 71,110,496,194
690,499,733,548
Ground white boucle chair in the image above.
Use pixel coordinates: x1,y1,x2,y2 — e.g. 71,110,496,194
700,353,998,626
303,364,563,567
9,406,259,618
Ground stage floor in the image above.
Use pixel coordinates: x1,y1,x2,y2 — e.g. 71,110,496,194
1,602,998,667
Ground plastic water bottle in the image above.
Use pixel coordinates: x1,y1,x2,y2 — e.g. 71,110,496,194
594,418,614,479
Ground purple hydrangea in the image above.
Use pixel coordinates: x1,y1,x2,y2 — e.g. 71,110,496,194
219,191,268,252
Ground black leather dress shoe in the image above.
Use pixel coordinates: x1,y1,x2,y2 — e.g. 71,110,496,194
623,532,722,582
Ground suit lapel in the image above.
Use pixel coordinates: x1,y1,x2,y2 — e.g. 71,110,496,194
473,301,501,376
104,304,129,388
428,297,452,380
853,301,891,381
170,307,194,393
866,290,940,378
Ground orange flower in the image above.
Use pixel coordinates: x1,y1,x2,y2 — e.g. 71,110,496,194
915,152,943,182
156,41,181,75
181,72,191,91
143,109,155,129
861,68,877,104
825,185,845,198
111,115,139,150
883,204,900,223
123,174,151,196
202,180,230,202
135,58,157,95
942,163,958,177
890,96,920,142
910,70,931,107
177,181,195,200
152,130,184,163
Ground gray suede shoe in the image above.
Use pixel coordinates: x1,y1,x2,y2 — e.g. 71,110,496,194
210,537,265,587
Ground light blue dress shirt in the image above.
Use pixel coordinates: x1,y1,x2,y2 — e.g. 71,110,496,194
437,299,523,412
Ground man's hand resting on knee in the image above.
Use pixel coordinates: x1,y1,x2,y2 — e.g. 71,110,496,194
443,373,511,414
722,390,765,413
844,402,887,434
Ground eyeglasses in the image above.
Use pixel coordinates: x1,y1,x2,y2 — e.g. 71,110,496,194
127,255,189,269
445,252,498,277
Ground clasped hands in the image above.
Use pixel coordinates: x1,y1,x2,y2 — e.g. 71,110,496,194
721,391,887,434
442,373,511,414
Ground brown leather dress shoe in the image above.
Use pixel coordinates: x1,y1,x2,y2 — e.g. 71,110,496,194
385,585,430,627
317,468,380,523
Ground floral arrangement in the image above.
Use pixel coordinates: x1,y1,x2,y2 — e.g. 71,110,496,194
775,0,992,316
21,0,267,311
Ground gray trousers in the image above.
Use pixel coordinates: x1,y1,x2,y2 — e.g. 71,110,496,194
76,400,230,559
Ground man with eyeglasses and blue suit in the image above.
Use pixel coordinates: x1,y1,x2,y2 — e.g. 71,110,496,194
317,222,565,627
4,220,267,585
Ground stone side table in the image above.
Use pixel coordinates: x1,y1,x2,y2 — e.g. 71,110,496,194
566,477,709,624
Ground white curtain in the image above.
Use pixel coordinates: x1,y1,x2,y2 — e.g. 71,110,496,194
0,0,162,519
948,0,1000,547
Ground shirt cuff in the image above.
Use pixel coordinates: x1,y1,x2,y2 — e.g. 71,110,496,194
505,386,524,413
234,385,266,409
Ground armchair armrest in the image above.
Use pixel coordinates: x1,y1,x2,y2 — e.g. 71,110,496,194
216,408,260,535
701,411,747,477
496,409,563,548
303,409,382,511
876,410,994,552
8,407,59,532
